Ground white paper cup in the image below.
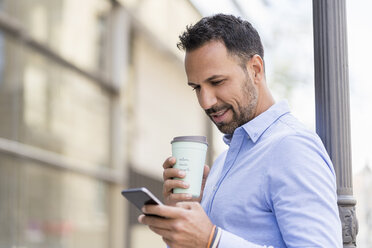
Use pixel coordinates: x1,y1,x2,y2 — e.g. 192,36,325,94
171,136,208,198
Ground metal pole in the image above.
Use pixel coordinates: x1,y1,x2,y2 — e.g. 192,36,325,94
312,0,358,247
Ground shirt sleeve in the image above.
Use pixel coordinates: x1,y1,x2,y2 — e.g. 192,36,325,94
266,134,343,247
218,229,273,248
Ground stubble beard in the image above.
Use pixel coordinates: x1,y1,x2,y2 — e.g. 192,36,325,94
208,77,258,135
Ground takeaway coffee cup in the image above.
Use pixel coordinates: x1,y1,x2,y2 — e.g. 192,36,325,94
171,136,208,198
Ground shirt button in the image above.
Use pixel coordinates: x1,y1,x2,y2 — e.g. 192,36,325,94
213,185,218,191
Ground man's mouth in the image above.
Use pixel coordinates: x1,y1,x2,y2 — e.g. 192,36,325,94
210,108,230,123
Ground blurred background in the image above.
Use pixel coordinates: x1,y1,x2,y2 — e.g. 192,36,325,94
0,0,371,247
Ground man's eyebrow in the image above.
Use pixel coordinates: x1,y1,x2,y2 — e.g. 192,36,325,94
187,82,199,87
188,75,225,86
206,75,224,81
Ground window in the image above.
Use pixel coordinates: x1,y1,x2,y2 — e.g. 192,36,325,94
0,1,127,247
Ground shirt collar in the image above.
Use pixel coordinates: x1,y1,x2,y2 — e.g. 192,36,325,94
223,100,290,145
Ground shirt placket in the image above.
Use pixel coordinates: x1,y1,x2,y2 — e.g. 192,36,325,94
206,130,245,215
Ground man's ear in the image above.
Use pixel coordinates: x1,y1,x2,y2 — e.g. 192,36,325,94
248,54,264,83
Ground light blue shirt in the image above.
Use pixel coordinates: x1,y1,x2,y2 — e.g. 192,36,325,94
201,101,342,248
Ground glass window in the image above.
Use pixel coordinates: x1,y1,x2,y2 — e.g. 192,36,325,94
0,154,110,248
0,33,23,141
0,33,111,166
0,1,125,247
0,0,111,72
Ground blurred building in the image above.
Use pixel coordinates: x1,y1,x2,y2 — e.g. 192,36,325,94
0,0,216,247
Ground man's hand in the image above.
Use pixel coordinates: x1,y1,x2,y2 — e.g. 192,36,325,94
138,202,214,248
162,157,210,205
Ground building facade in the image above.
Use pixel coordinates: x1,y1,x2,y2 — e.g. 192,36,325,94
0,0,211,247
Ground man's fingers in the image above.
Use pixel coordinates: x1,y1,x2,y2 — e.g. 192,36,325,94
168,193,193,202
163,179,189,193
163,157,176,169
162,237,173,248
203,165,210,179
176,201,199,210
149,226,175,239
163,167,186,181
139,214,172,230
143,204,185,219
138,214,145,224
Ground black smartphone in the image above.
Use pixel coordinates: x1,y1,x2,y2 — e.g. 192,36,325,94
121,187,164,217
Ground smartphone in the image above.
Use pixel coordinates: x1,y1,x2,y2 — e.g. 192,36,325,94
121,187,164,217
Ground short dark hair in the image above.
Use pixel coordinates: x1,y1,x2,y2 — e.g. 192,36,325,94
177,14,264,66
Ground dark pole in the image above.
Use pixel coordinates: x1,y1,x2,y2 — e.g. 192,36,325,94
312,0,358,247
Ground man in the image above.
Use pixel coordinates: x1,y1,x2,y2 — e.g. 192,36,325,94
139,14,342,248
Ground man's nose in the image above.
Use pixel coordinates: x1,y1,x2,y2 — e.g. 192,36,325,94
198,88,217,110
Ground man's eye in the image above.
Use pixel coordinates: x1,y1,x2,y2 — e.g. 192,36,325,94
211,80,224,86
192,86,200,91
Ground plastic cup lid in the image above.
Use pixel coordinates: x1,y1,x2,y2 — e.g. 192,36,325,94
171,136,208,145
